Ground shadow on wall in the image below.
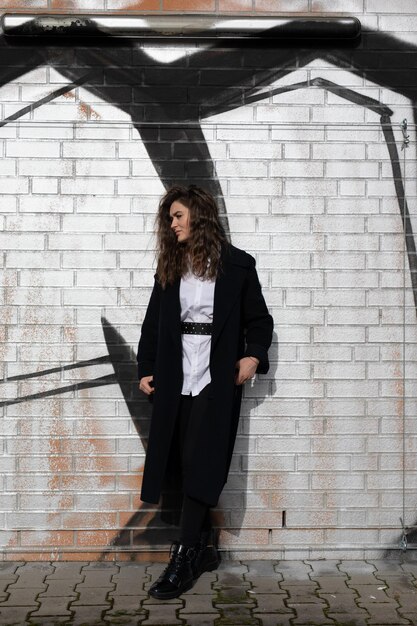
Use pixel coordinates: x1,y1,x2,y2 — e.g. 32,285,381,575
1,28,417,553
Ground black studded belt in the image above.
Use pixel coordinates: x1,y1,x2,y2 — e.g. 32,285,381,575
181,322,212,335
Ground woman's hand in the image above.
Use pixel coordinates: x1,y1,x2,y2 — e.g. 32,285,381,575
139,375,154,395
235,356,259,385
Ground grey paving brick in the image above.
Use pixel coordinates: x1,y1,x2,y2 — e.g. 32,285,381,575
315,575,351,593
40,579,78,597
339,561,377,575
140,601,183,624
214,585,255,604
0,587,43,607
354,584,399,605
28,619,71,625
71,585,113,606
10,563,53,588
252,593,294,614
287,601,334,624
0,563,24,578
0,578,18,593
244,560,281,577
45,562,87,581
280,583,321,602
369,560,407,575
252,615,294,626
178,615,220,626
215,602,260,626
106,595,143,617
306,559,344,576
28,597,73,617
319,592,367,614
326,612,371,625
245,577,285,594
366,605,411,624
178,593,218,613
80,570,117,588
0,605,36,625
274,561,312,581
68,604,108,625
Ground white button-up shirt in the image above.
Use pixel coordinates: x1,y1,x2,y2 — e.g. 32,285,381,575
180,271,215,396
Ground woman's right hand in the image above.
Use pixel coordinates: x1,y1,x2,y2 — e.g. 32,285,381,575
139,375,154,396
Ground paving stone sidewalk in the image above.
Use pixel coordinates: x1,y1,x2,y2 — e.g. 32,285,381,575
0,557,417,626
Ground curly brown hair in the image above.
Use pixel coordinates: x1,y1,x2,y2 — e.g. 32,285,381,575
155,185,228,288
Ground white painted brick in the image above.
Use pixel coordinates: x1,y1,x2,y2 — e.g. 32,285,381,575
327,234,379,251
368,216,403,233
327,198,380,214
0,196,17,213
297,455,350,471
313,143,366,160
7,287,60,306
0,233,44,250
312,252,365,269
76,196,130,213
300,345,352,361
271,161,323,177
6,141,60,158
327,380,378,398
258,216,310,233
62,215,116,232
368,326,405,343
312,473,365,490
19,195,73,213
216,128,269,141
104,234,155,250
273,90,325,106
218,160,270,178
274,381,323,398
19,270,73,287
61,250,117,269
275,309,323,325
272,271,323,288
62,141,116,158
76,270,130,288
19,159,72,177
283,142,310,159
379,15,417,31
229,179,282,197
312,107,365,124
339,179,366,196
61,178,114,195
276,326,310,343
256,105,309,123
228,142,282,160
75,160,130,177
285,179,337,196
242,455,295,471
272,197,324,216
19,125,73,140
326,271,378,288
285,290,311,306
313,216,365,233
313,327,366,343
48,234,102,250
63,289,117,306
313,362,365,379
380,234,406,251
6,214,60,232
205,106,254,123
0,160,16,176
32,178,59,194
354,345,380,361
258,437,311,454
368,180,398,197
118,178,165,196
326,308,379,325
226,216,256,232
272,234,325,251
0,178,29,194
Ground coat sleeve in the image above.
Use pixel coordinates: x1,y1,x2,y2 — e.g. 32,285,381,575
242,258,273,375
136,276,161,381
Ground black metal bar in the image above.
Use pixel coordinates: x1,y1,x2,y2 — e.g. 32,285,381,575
1,14,361,40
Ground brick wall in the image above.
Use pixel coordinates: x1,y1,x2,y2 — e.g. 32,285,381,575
1,0,417,559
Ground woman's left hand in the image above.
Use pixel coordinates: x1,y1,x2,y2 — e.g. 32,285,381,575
235,356,260,385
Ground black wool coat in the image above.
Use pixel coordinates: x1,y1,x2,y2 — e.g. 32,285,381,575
136,243,273,507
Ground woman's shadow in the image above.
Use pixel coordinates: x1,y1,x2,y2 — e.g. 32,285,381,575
100,316,278,557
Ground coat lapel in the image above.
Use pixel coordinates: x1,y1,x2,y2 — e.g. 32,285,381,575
211,248,248,349
163,277,182,349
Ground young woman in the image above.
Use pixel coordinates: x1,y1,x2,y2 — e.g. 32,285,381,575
137,185,273,599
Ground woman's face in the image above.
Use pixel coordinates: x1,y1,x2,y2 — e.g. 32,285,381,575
169,200,191,242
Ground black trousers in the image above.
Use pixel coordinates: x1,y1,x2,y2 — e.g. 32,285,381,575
174,384,212,546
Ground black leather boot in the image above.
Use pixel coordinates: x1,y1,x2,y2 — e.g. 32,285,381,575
149,542,196,600
192,529,220,579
